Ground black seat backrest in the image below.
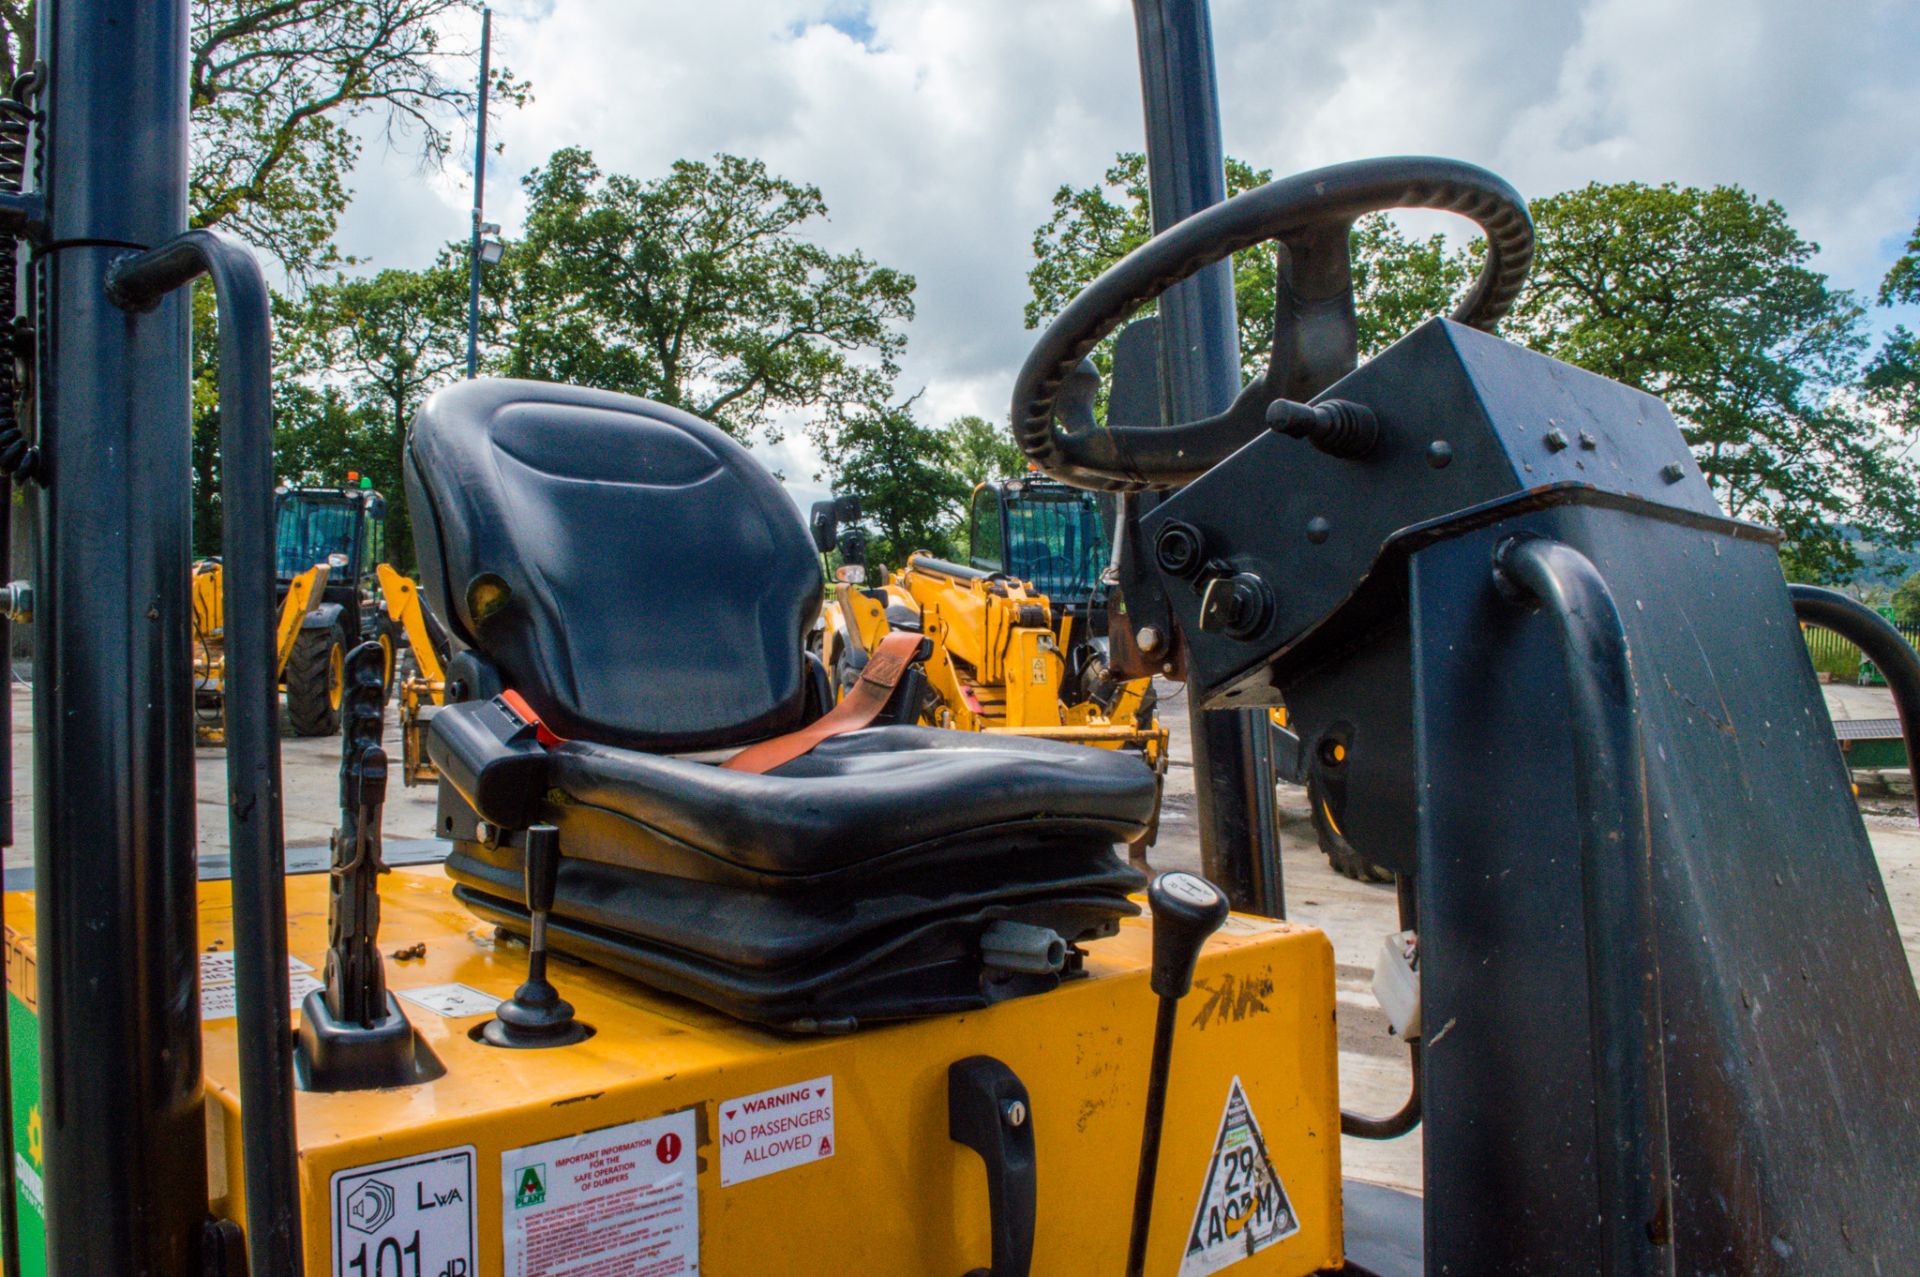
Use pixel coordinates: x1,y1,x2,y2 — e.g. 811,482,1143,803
405,379,823,752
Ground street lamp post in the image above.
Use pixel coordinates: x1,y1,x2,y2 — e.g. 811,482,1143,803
465,7,493,379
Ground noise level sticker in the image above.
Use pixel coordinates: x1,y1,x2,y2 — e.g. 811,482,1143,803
331,1144,477,1277
1179,1076,1299,1275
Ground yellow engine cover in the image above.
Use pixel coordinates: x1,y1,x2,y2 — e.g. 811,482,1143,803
9,869,1343,1276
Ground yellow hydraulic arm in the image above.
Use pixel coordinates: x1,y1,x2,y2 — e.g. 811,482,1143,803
377,563,448,784
377,563,444,685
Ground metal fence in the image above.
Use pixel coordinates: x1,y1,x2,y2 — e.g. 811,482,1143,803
1804,618,1920,685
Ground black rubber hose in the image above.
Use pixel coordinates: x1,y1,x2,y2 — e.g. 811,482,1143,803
1496,536,1675,1277
1788,584,1920,819
1010,156,1532,491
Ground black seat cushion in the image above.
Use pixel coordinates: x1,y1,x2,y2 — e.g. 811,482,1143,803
405,379,823,752
546,725,1157,883
441,727,1156,1030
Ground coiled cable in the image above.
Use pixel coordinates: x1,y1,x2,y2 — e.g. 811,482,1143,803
0,66,42,483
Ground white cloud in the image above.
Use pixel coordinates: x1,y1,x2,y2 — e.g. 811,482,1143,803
331,0,1920,499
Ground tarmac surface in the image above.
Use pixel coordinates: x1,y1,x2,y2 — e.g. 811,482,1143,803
4,675,1917,1195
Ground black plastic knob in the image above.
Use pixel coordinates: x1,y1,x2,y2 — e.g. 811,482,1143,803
524,823,560,914
1147,872,1230,999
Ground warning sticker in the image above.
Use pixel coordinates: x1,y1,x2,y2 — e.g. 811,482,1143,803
396,983,502,1019
718,1074,835,1187
1179,1076,1299,1275
331,1144,477,1277
502,1111,698,1277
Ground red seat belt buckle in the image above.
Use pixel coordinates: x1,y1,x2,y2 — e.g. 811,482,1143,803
501,688,568,748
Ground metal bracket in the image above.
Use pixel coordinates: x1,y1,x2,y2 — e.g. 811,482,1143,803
948,1056,1036,1277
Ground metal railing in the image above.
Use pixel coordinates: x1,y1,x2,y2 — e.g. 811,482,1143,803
1804,617,1920,685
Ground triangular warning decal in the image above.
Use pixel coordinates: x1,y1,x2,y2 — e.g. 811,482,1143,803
1178,1075,1299,1275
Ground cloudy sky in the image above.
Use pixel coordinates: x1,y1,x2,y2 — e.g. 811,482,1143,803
334,0,1920,504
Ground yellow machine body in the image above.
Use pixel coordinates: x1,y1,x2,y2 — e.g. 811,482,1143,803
190,561,329,745
821,557,1167,766
378,562,448,785
4,870,1342,1276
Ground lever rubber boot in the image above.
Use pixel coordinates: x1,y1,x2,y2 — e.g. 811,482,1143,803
483,824,590,1048
1126,872,1231,1276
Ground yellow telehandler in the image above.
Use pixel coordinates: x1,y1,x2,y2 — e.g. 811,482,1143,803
189,558,331,744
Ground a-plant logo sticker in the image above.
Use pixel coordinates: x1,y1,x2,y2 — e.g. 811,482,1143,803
514,1163,547,1209
1180,1076,1299,1275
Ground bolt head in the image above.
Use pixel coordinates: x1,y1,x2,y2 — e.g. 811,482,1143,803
1544,428,1569,452
1426,440,1453,469
1306,517,1331,545
1660,461,1686,483
1136,625,1163,653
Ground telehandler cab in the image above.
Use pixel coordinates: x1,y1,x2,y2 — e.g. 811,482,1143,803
4,1,1919,1276
192,482,406,741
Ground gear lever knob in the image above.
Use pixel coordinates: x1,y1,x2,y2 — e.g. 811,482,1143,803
1147,872,1230,999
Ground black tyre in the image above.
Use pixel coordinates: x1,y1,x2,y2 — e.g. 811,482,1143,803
1308,776,1393,883
285,623,346,736
377,626,398,701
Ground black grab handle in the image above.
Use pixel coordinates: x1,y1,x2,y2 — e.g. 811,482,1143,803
948,1055,1036,1277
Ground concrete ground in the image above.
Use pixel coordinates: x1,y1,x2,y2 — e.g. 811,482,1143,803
5,675,1917,1195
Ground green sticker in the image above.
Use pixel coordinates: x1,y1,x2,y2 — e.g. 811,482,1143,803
8,993,45,1277
514,1164,546,1209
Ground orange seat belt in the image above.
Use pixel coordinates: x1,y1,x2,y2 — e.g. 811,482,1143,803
722,629,926,775
497,629,925,776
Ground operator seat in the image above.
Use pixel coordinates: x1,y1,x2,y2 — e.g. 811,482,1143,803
405,379,1154,1031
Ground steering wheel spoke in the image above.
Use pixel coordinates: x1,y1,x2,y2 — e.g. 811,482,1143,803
1269,220,1361,403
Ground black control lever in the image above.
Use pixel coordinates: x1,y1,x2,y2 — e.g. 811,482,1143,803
295,642,438,1091
483,824,590,1048
948,1056,1036,1277
1126,872,1230,1277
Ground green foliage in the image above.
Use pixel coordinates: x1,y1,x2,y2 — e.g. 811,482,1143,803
1863,220,1920,449
493,148,915,444
1893,573,1920,627
1882,217,1920,307
3,1,522,278
277,263,469,567
825,398,970,572
1505,182,1914,581
946,414,1026,487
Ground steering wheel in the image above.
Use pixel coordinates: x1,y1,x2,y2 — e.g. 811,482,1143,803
1010,157,1533,491
1014,553,1076,588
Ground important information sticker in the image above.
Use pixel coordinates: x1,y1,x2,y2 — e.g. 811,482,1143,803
1179,1076,1299,1275
331,1144,477,1277
502,1111,699,1277
200,952,324,1021
718,1074,835,1187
